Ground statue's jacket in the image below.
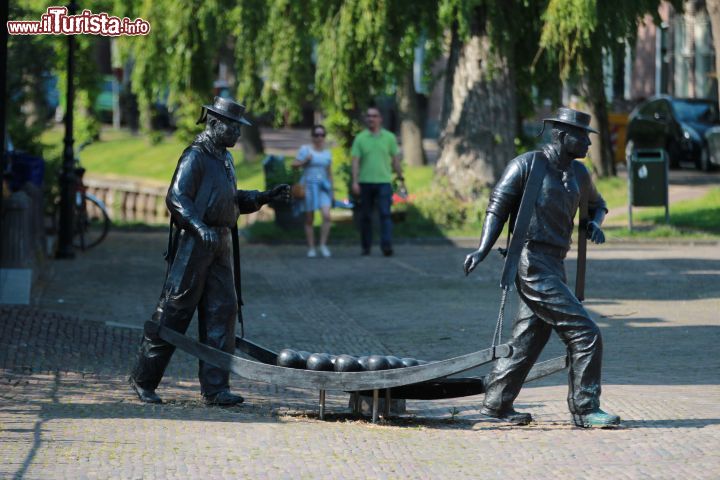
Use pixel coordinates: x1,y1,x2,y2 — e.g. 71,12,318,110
488,145,607,255
164,132,262,269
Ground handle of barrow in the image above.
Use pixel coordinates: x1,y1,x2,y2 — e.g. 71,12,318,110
231,226,245,338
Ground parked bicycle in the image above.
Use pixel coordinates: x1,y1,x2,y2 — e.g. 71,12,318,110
55,143,111,250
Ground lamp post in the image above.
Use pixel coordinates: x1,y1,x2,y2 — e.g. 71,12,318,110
56,0,78,259
0,0,9,266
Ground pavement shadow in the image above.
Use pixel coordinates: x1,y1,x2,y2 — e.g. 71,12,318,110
25,400,279,424
579,257,720,302
668,170,720,186
11,370,61,480
623,418,720,429
454,321,720,388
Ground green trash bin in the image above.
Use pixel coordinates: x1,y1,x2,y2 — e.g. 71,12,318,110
262,155,302,230
627,148,669,230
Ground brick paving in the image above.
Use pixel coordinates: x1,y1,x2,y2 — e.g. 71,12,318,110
1,232,719,479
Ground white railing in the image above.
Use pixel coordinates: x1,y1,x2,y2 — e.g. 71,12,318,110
84,176,274,226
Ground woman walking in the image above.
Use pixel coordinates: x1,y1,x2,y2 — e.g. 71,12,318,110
293,125,333,257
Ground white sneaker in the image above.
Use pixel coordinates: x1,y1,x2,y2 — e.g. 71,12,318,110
307,248,317,258
319,245,331,258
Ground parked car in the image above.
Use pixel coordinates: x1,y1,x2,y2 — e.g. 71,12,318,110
626,95,720,171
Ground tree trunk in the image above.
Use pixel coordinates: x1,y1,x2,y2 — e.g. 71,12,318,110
708,0,720,101
585,47,615,177
440,23,461,134
140,103,153,133
240,117,264,161
397,69,427,166
435,17,517,199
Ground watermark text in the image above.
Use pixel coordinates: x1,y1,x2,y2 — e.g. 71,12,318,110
7,7,151,36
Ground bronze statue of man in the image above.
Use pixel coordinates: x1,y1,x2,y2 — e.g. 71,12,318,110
464,107,620,428
130,97,289,406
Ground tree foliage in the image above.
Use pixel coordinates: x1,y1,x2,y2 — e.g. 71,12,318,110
8,0,113,152
538,0,682,177
429,0,554,194
260,0,315,124
123,0,231,141
313,0,395,143
539,0,678,79
230,0,266,110
11,0,686,181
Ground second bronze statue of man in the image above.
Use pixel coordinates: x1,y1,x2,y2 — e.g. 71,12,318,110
464,107,621,428
129,97,290,406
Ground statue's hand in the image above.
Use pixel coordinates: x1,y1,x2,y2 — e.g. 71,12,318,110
196,225,219,251
586,221,605,244
464,249,484,276
265,184,291,204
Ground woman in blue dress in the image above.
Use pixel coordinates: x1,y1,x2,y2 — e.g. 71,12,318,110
292,125,333,257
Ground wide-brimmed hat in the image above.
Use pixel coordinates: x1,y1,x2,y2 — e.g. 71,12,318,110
196,96,252,126
539,107,598,136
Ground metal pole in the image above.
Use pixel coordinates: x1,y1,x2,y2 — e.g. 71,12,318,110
627,150,633,233
0,0,9,269
664,148,670,224
56,1,78,259
319,390,326,420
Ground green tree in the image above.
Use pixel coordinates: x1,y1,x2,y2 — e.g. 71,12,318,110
233,0,316,158
387,0,441,166
8,0,108,152
313,0,395,146
260,0,315,125
6,2,57,155
434,1,546,198
539,0,682,177
230,0,268,158
124,0,230,142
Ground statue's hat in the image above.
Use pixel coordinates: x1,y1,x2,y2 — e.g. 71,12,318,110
540,107,598,135
196,96,252,126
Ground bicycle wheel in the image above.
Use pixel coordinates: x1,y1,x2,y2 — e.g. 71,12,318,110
74,192,111,250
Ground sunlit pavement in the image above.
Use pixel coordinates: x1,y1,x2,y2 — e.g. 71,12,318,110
1,232,718,479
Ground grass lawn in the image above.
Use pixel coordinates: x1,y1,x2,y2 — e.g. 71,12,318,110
40,127,438,195
605,187,720,239
40,127,265,190
594,175,627,210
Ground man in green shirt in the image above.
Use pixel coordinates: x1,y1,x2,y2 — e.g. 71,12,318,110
351,107,405,256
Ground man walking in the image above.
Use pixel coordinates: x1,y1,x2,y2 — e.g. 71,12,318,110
129,97,289,406
351,107,404,256
464,107,621,428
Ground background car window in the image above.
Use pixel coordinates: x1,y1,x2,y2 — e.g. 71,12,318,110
658,101,671,114
672,100,719,123
639,101,658,116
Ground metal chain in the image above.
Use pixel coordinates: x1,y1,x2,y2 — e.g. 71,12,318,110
492,287,509,348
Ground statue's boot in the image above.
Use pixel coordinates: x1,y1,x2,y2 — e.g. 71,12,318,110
203,390,244,406
572,409,621,428
129,376,163,404
480,406,532,425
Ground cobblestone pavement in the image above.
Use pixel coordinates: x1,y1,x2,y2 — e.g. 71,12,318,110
1,232,719,479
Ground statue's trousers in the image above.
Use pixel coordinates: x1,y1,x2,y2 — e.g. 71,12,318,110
132,227,237,396
483,245,603,415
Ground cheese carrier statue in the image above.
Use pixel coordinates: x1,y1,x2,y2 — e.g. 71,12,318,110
129,97,289,406
464,107,621,428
